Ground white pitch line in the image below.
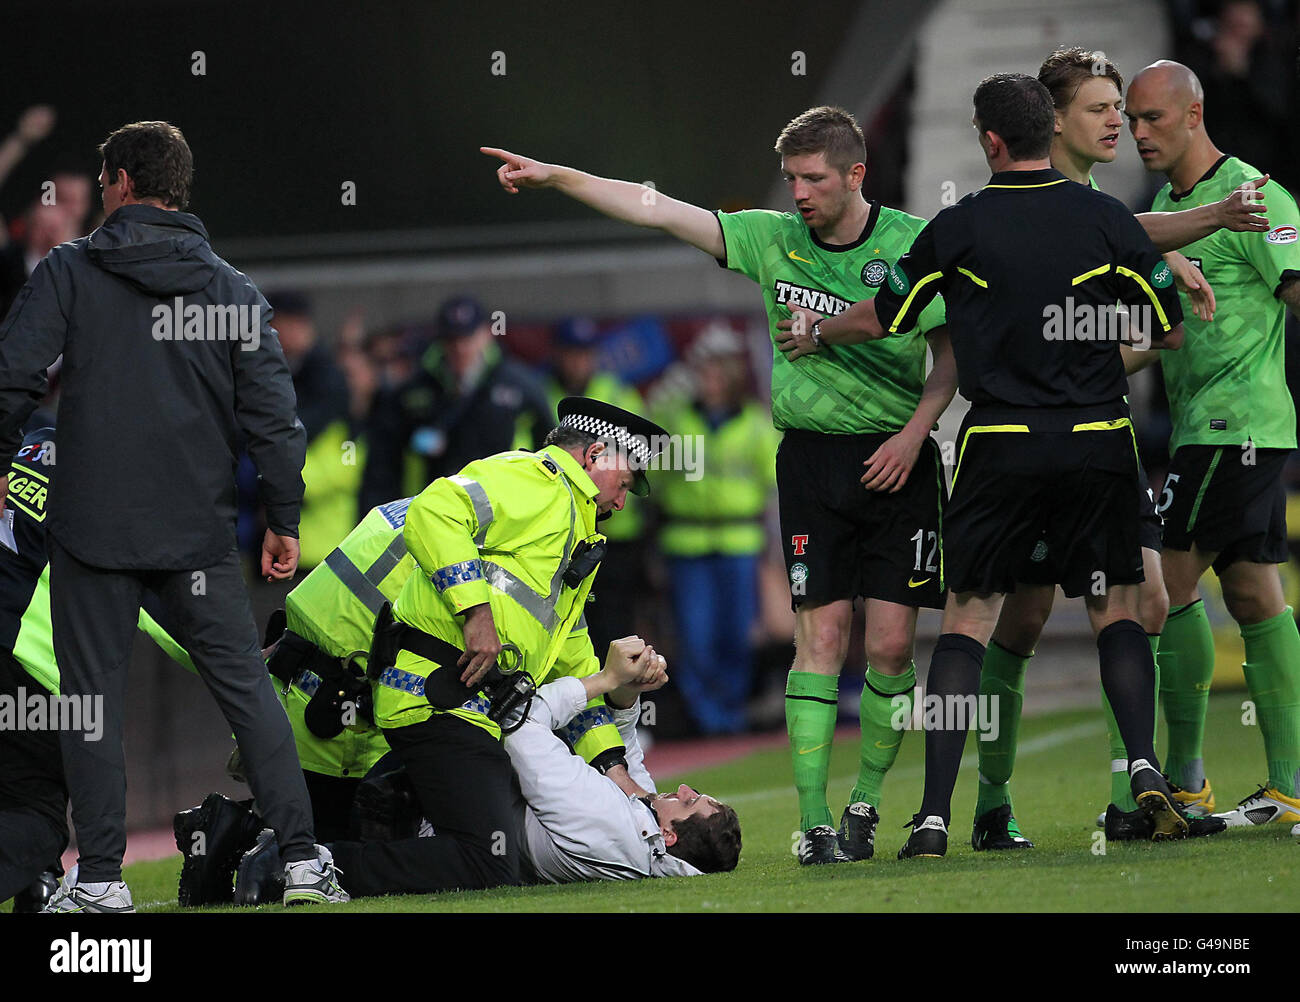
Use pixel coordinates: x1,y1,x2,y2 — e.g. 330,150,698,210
721,720,1104,806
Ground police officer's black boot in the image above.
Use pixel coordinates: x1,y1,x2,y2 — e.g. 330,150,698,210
174,793,264,906
12,866,63,913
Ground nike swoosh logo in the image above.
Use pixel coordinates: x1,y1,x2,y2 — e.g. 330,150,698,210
788,250,814,264
874,739,902,749
797,742,830,755
908,577,931,588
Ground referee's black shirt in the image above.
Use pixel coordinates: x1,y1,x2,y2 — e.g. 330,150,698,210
873,168,1183,409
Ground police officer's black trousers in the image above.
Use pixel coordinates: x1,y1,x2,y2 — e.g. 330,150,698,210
327,713,521,896
0,654,67,901
48,538,317,883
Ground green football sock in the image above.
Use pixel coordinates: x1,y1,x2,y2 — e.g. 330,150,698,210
1101,633,1160,811
975,640,1028,817
849,663,916,810
1159,601,1215,791
786,670,838,830
1240,607,1300,798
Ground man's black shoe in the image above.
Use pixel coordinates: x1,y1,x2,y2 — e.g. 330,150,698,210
837,802,879,861
12,867,62,913
174,792,264,906
797,825,842,865
234,828,285,906
898,814,948,859
971,804,1034,851
351,764,421,842
1129,762,1189,841
1102,803,1154,841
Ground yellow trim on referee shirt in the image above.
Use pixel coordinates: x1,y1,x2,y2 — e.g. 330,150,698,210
1115,266,1172,331
982,179,1070,189
1071,264,1111,285
951,424,1030,492
888,271,944,333
957,267,988,288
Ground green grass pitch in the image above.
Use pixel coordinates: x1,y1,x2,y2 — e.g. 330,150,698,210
24,693,1300,913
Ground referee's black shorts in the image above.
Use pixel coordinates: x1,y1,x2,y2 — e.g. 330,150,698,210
1159,443,1291,574
944,404,1145,598
1017,452,1163,586
777,429,947,610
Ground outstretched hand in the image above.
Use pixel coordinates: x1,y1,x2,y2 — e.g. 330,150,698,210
481,146,556,194
1217,174,1270,233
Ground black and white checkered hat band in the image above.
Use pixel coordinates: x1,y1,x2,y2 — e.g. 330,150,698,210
560,414,653,464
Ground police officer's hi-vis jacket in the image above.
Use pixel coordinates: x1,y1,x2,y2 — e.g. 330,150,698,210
373,445,624,760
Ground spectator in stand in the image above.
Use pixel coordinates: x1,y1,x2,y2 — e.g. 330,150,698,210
1183,0,1295,191
651,326,780,734
360,295,553,512
266,290,357,571
543,316,647,655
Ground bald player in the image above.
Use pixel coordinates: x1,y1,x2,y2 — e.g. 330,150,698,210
1126,60,1300,828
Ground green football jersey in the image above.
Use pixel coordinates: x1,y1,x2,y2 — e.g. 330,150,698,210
717,203,946,435
1152,156,1299,451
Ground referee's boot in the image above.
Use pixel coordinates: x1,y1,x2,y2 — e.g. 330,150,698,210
898,814,948,859
1129,761,1189,841
971,804,1033,851
174,792,264,906
797,825,843,865
836,802,879,861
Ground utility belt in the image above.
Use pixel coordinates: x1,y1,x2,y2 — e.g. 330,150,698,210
366,602,536,734
264,618,374,739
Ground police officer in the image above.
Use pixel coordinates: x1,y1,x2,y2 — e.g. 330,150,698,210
0,428,196,911
779,74,1191,856
359,295,554,513
327,397,671,897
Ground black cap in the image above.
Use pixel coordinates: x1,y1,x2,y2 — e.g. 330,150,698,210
265,289,312,317
556,396,670,497
437,295,487,339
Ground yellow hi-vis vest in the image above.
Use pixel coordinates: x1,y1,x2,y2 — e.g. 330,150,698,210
297,420,364,571
281,497,414,778
650,397,779,558
377,446,617,746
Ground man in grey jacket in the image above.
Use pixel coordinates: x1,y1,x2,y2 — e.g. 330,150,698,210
0,121,343,910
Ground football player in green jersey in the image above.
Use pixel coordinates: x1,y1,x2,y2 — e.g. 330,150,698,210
972,48,1268,848
483,107,958,865
1127,60,1300,828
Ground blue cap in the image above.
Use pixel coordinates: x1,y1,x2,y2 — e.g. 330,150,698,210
437,296,487,339
553,316,601,349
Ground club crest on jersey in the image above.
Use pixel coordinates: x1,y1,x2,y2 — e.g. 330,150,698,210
790,562,809,586
1150,260,1173,289
791,533,809,555
1266,225,1298,245
861,259,889,288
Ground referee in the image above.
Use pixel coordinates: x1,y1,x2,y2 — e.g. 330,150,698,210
779,73,1191,856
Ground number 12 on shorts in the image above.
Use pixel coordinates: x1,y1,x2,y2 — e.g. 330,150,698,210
911,529,938,573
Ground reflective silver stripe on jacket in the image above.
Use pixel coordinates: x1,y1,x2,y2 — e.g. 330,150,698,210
450,475,495,546
480,475,578,632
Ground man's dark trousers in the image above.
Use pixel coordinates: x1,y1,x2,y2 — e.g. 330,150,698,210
49,537,316,883
327,713,521,896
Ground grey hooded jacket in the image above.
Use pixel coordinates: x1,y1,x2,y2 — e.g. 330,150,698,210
0,204,304,569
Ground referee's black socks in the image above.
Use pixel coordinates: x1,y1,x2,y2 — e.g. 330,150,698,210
918,633,986,825
1097,619,1158,769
